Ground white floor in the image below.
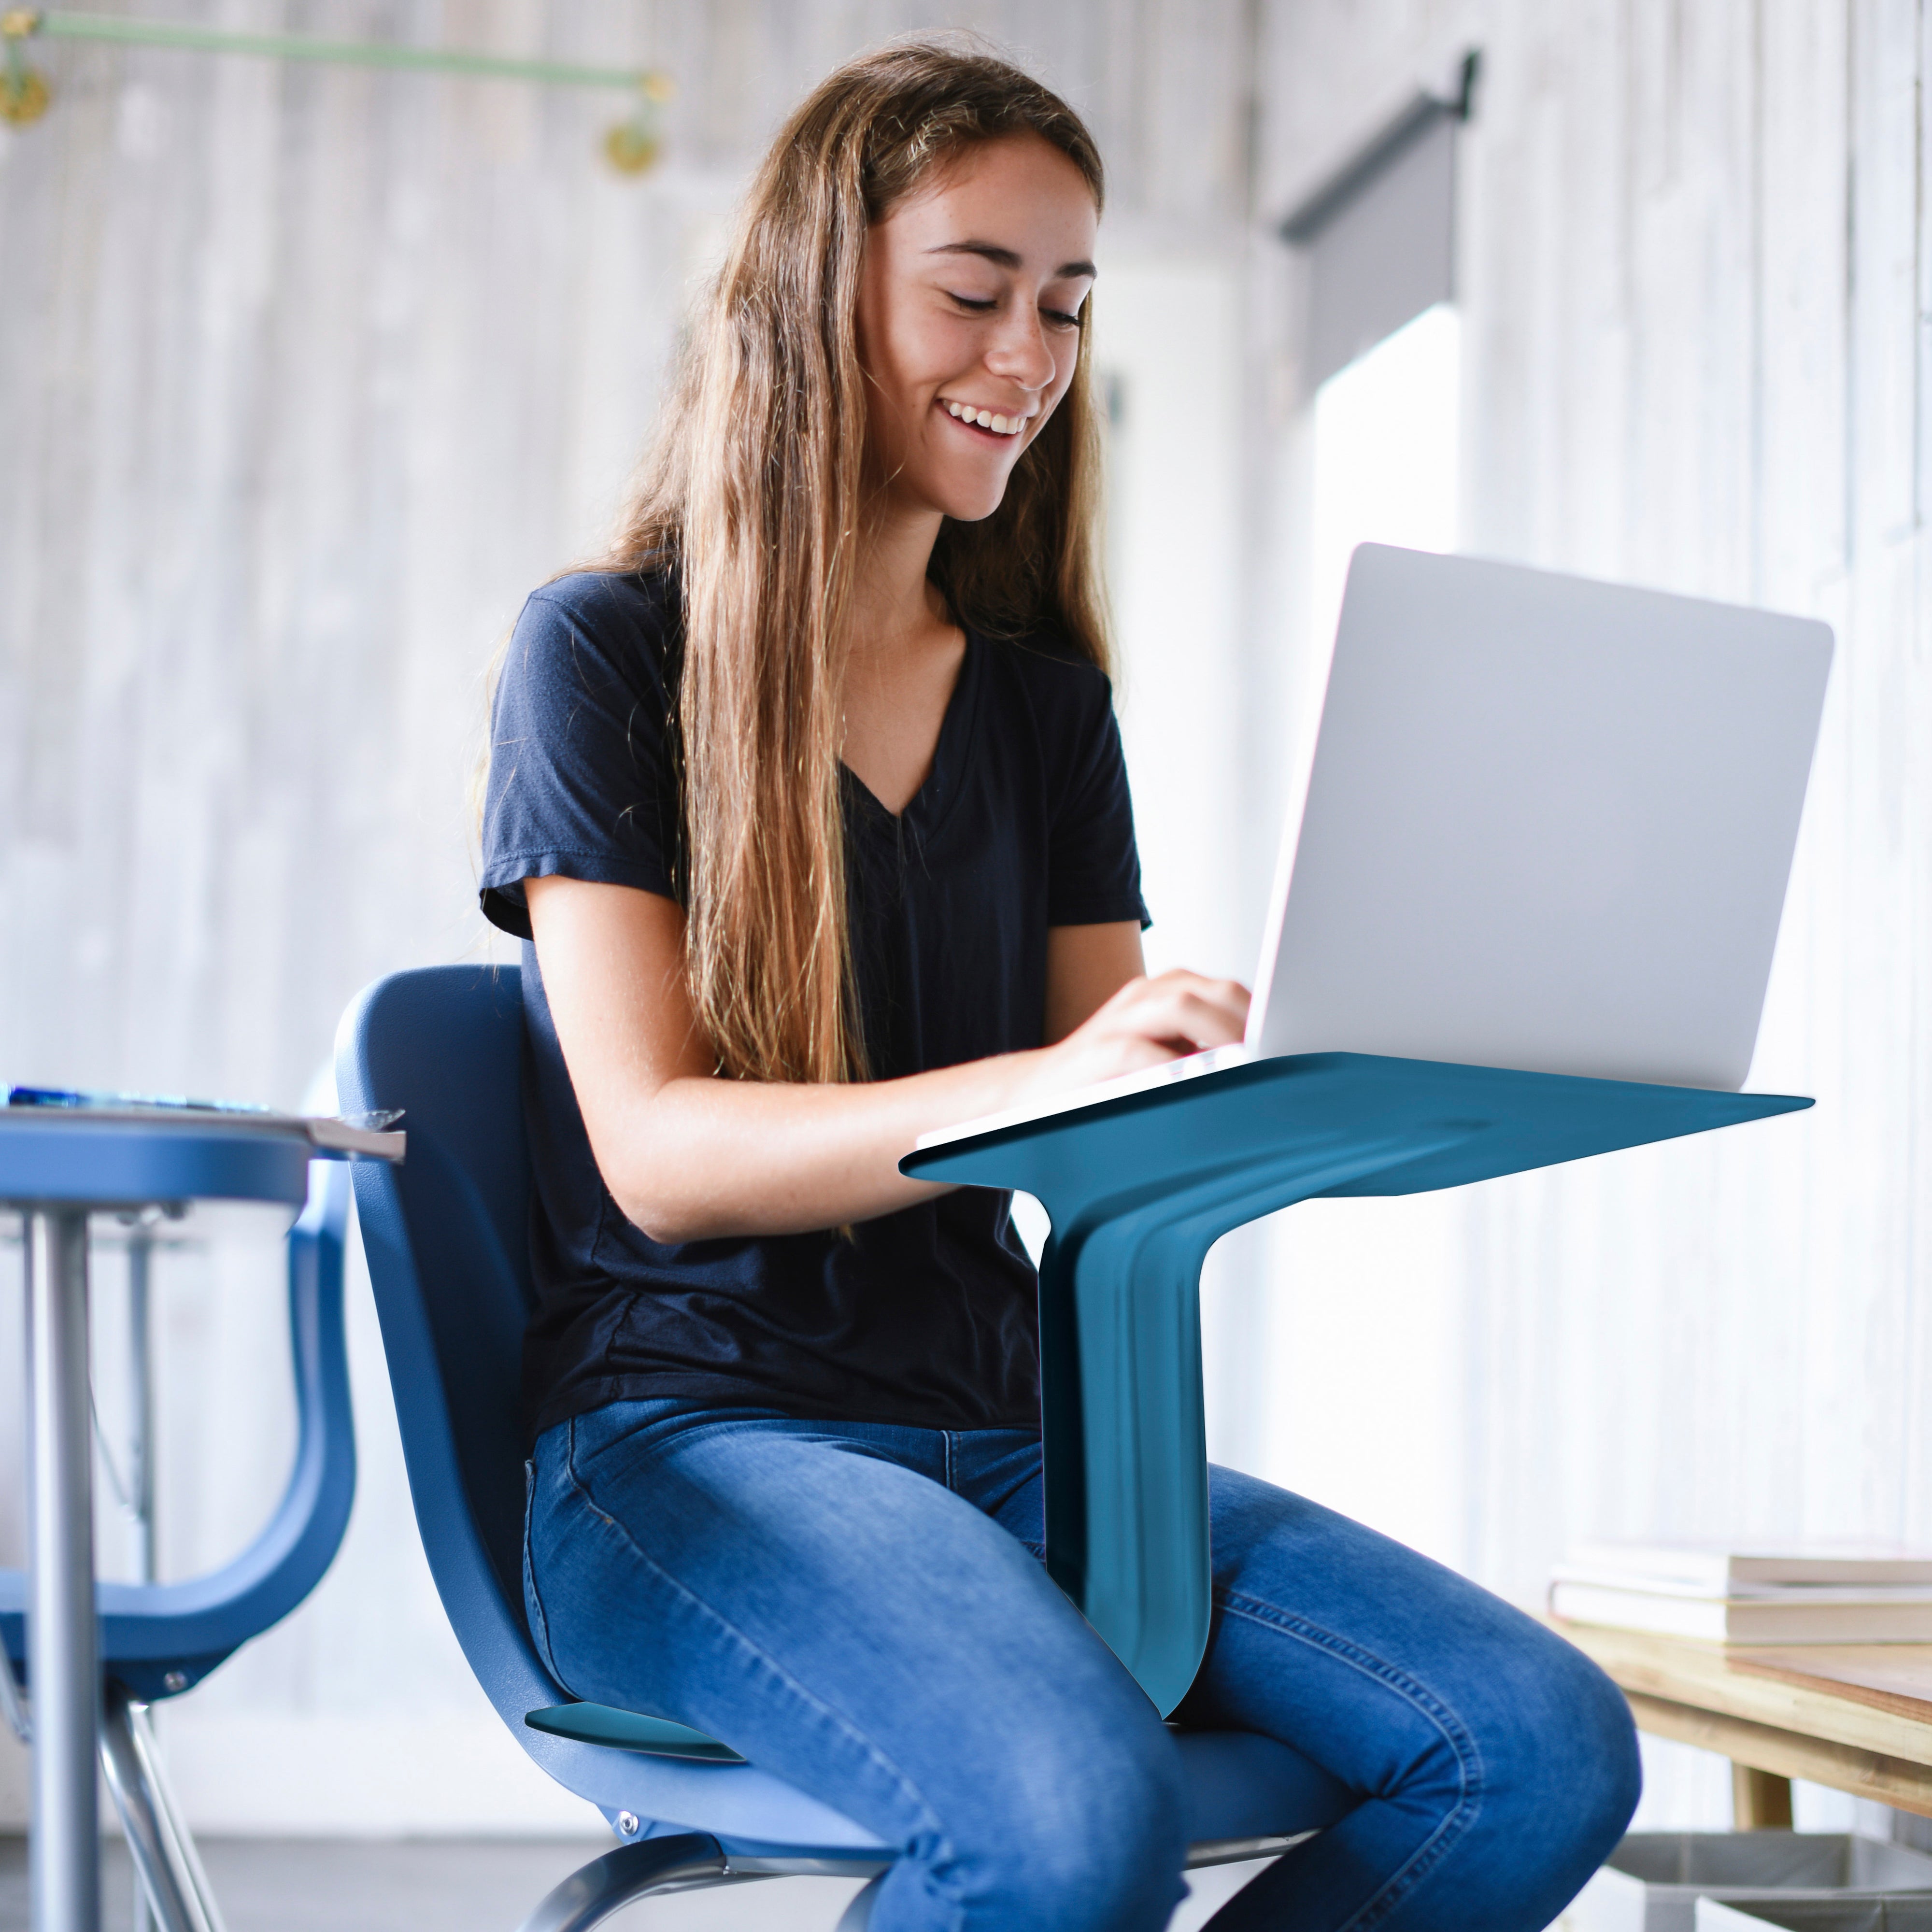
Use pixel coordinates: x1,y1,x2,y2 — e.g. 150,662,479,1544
0,1837,1278,1931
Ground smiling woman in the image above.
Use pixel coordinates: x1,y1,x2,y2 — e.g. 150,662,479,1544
473,38,1640,1932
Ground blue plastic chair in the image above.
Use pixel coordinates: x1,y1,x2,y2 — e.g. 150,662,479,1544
334,963,1339,1931
1,1153,357,1931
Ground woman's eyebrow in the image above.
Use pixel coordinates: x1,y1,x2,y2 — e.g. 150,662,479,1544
925,241,1098,279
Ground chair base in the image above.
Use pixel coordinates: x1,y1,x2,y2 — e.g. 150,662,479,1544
514,1830,1315,1932
515,1835,796,1932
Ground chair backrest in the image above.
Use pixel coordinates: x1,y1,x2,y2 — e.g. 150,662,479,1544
334,965,914,1850
334,963,565,1731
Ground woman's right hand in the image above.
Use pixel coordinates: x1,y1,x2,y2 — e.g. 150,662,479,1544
1023,969,1251,1101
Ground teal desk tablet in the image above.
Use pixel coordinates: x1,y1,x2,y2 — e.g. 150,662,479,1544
902,1052,1809,1716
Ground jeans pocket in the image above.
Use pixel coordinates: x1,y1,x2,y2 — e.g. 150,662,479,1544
523,1454,563,1688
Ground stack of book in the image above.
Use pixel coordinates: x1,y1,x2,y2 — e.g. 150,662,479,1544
1549,1542,1932,1644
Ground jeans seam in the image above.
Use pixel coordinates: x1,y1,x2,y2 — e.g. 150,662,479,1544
524,1446,562,1689
1213,1586,1486,1931
554,1422,964,1903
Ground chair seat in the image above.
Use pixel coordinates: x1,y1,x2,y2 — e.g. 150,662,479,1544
526,1705,747,1763
526,1698,1353,1852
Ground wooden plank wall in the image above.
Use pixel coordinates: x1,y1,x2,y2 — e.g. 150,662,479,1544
1256,0,1930,1829
0,0,1257,1832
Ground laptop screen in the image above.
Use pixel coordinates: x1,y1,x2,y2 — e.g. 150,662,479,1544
1250,545,1833,1090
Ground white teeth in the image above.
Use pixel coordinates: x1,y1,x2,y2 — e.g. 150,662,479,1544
940,399,1024,434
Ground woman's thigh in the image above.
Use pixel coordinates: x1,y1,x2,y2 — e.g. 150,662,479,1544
525,1402,1188,1932
1165,1468,1639,1931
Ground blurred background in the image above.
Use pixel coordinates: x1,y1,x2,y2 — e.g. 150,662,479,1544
0,0,1926,1886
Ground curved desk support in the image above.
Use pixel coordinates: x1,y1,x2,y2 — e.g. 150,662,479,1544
903,1052,1810,1716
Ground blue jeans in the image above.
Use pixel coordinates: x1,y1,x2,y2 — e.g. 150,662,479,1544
525,1402,1638,1931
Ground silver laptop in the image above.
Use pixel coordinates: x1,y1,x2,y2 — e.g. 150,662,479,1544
920,543,1834,1150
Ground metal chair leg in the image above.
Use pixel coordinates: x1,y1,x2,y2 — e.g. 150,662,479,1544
130,1700,227,1932
99,1684,228,1932
833,1872,884,1930
127,1220,160,1932
511,1827,1303,1932
515,1833,775,1932
514,1837,895,1932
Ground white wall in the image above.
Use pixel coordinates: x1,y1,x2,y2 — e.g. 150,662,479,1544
0,0,1258,1835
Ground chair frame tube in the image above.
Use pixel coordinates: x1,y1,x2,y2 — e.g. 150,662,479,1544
99,1685,227,1932
514,1832,1313,1932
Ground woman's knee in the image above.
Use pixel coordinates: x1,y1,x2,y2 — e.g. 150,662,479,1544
1560,1646,1643,1851
1493,1627,1642,1866
895,1711,1190,1932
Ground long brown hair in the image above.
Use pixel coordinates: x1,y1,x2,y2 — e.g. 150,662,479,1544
611,39,1109,1085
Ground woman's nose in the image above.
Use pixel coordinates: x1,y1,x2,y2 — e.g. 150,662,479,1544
985,308,1057,393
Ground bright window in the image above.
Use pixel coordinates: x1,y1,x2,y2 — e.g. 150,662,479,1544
1308,299,1462,652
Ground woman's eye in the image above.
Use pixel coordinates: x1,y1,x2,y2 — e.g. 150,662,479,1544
947,292,998,313
1042,308,1082,331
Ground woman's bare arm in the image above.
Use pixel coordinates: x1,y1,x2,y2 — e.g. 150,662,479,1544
526,874,1248,1243
1043,921,1147,1041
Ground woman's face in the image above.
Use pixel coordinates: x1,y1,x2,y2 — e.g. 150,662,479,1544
856,133,1098,525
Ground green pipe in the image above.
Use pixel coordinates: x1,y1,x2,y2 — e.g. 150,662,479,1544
7,8,665,94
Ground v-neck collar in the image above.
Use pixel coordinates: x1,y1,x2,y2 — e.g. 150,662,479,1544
841,629,981,838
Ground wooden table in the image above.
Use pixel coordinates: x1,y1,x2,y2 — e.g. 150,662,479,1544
1553,1619,1932,1829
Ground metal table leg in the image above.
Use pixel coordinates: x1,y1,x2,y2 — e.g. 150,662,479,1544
26,1209,101,1932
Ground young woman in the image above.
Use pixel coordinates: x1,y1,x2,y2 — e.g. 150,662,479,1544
480,40,1639,1932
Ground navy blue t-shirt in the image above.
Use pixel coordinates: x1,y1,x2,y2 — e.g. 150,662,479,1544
479,569,1148,1439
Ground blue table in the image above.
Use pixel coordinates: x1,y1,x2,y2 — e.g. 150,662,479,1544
905,1053,1810,1716
0,1114,313,1932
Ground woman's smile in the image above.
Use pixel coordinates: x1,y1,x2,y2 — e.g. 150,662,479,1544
936,396,1031,438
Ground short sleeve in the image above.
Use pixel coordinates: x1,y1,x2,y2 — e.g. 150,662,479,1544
1045,671,1151,930
479,572,683,940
